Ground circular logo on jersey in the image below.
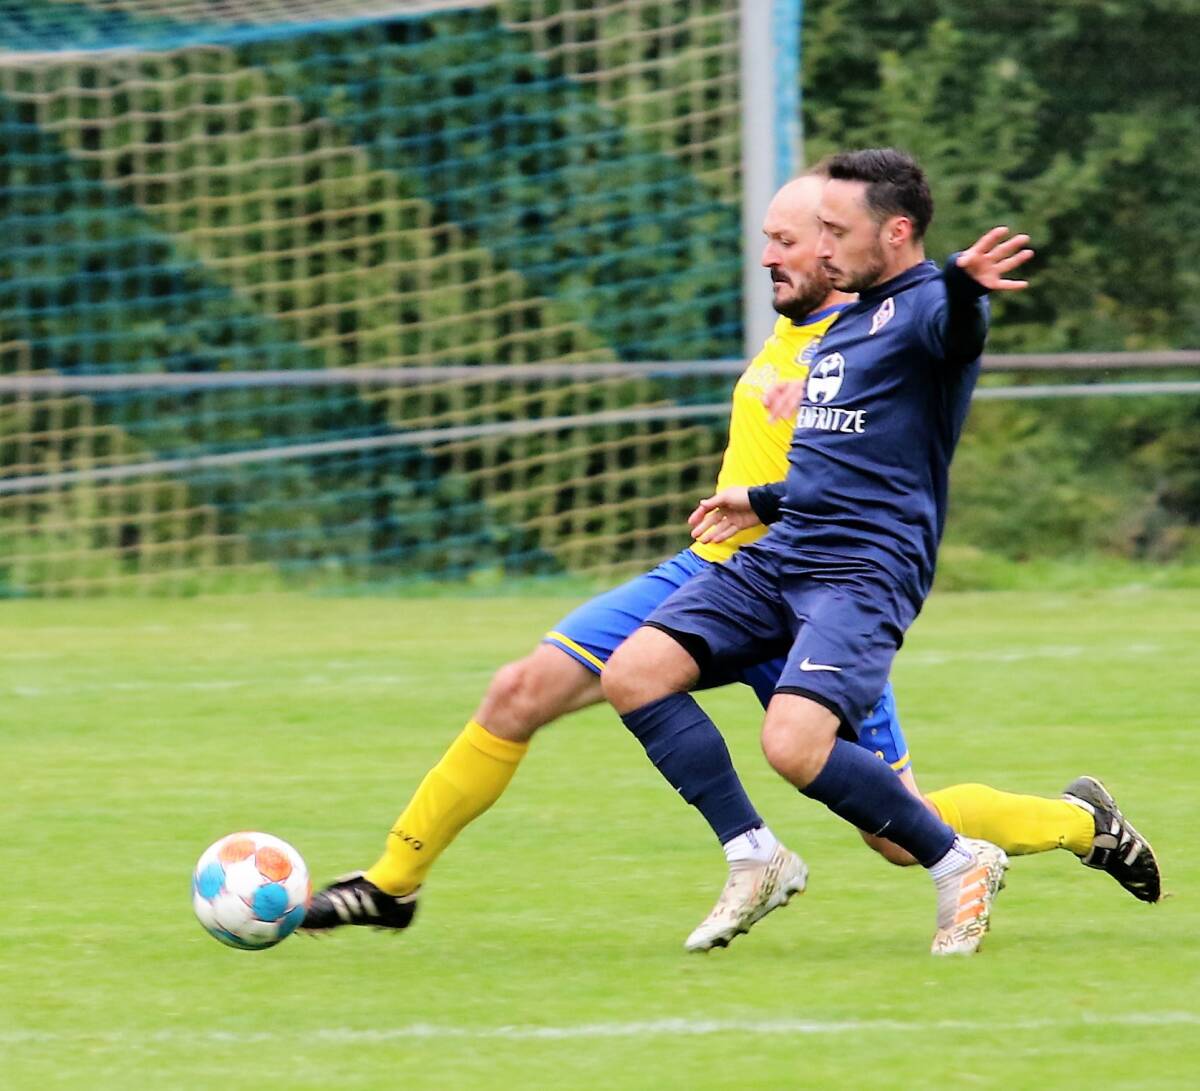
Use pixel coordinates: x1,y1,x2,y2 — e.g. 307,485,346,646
807,353,845,404
797,337,823,366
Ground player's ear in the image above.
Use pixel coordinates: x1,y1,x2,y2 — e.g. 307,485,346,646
884,215,913,249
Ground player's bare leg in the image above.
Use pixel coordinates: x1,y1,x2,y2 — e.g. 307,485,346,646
860,767,925,866
602,625,700,709
473,642,603,743
302,645,600,932
604,627,807,951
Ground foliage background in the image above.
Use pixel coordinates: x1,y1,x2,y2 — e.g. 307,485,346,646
1,0,1197,590
802,0,1200,568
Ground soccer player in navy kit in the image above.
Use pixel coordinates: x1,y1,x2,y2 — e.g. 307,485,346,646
604,149,1034,954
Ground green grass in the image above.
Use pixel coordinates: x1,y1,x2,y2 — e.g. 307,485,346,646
2,590,1197,1089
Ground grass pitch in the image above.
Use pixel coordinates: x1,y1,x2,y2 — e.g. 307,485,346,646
2,589,1197,1089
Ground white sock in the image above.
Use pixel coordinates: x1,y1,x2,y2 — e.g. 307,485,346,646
928,837,975,883
723,825,779,866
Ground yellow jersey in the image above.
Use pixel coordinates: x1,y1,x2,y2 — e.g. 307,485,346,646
690,305,845,563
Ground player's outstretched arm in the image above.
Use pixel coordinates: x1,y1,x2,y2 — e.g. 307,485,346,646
688,486,760,544
933,226,1035,366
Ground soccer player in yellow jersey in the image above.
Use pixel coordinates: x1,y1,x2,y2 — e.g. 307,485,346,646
302,171,1160,943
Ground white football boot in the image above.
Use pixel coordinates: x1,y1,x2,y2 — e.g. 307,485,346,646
684,844,808,951
930,838,1008,955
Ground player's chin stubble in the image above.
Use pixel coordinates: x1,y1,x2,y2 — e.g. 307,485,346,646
772,269,832,321
824,242,888,294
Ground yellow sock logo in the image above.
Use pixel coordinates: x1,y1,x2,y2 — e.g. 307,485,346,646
389,829,424,852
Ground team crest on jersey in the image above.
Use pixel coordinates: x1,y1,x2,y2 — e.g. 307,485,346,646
797,337,823,366
869,297,895,335
806,353,845,404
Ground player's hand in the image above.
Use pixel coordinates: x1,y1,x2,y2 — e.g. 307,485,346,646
956,227,1034,291
762,379,806,423
688,486,760,544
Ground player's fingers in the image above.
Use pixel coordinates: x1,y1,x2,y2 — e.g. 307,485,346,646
701,518,735,544
689,507,721,536
773,390,804,422
993,277,1030,291
766,382,805,422
968,225,1011,256
987,233,1031,260
993,248,1034,273
765,395,790,424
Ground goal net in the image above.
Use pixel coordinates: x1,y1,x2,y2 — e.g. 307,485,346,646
0,0,756,594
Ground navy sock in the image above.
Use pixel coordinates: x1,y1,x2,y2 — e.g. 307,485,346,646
801,738,955,866
621,693,762,844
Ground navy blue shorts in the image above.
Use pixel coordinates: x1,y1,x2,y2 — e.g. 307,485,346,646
544,548,911,771
645,543,906,737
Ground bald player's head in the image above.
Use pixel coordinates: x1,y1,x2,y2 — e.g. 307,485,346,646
760,172,836,322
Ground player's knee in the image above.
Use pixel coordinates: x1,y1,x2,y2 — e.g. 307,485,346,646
760,719,827,788
480,657,552,738
600,640,644,711
761,696,839,787
603,629,691,713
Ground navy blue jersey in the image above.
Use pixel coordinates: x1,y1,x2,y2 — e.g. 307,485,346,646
751,258,989,612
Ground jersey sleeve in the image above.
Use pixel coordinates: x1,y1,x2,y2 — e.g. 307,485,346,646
915,256,992,367
748,481,786,524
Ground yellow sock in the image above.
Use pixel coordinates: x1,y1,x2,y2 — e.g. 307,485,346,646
927,783,1094,857
365,720,529,895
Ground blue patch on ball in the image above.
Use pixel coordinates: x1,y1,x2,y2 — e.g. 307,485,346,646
251,882,289,922
277,903,307,938
196,862,225,899
213,927,266,951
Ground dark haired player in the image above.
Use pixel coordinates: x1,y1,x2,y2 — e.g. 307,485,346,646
605,149,1045,954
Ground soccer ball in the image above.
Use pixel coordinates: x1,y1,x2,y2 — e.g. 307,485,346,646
192,832,310,950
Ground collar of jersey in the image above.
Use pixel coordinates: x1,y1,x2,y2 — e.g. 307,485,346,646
856,259,939,305
795,301,853,326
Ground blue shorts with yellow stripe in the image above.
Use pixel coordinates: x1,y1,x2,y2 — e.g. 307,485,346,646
544,549,911,773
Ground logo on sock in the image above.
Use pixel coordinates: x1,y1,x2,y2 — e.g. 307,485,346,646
390,829,424,852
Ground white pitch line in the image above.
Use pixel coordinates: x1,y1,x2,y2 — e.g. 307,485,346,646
902,643,1174,666
3,674,414,698
2,642,1169,699
905,645,1084,665
4,1012,1199,1047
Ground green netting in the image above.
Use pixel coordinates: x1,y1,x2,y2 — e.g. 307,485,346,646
0,1,745,594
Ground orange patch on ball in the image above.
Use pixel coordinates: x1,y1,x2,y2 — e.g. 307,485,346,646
218,837,256,864
255,846,292,881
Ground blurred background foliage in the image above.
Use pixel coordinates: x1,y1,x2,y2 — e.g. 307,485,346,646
802,0,1200,567
0,0,1197,591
